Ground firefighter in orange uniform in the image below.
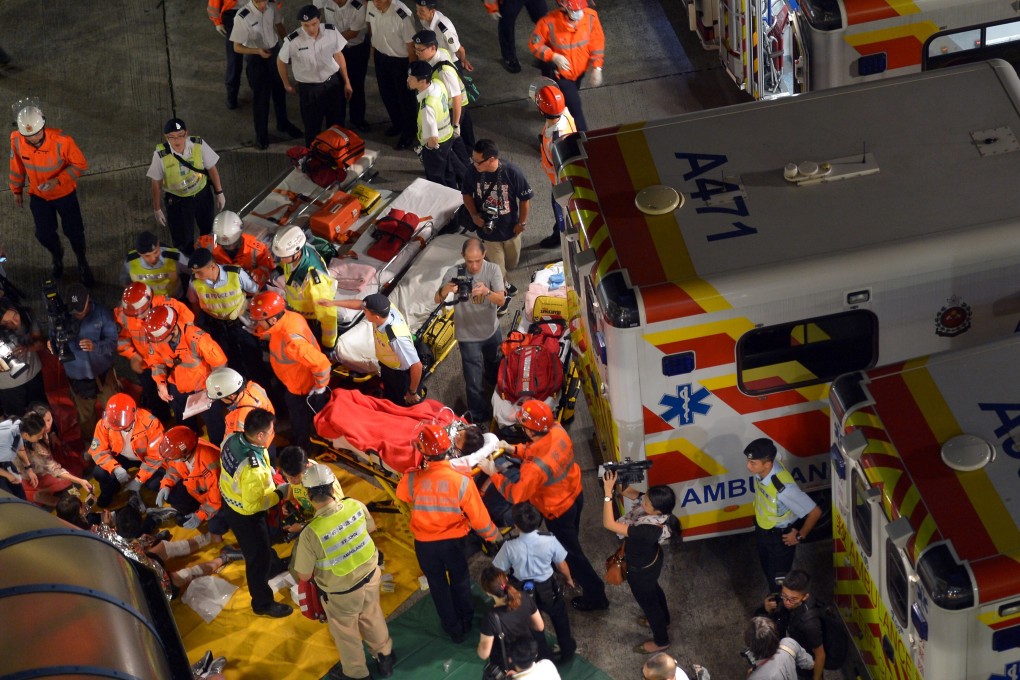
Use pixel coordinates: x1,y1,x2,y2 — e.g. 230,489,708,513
477,399,608,611
195,210,274,288
155,425,229,536
89,393,166,508
397,423,501,642
248,291,331,451
529,0,604,132
206,366,276,449
116,282,195,421
534,83,576,249
8,104,94,285
144,304,228,443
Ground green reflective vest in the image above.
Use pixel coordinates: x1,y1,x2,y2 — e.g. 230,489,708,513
158,137,207,197
192,265,246,320
126,248,182,299
309,500,376,578
754,463,796,529
417,81,453,144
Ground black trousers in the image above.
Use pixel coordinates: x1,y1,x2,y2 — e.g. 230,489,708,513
198,313,269,387
415,536,473,638
373,50,416,142
545,493,606,605
755,523,797,592
29,191,87,262
221,503,288,610
497,0,548,61
541,62,588,132
421,138,461,190
529,576,575,656
164,183,214,256
283,388,321,453
457,108,476,152
380,364,410,406
166,482,229,535
298,75,344,147
93,453,165,508
222,10,243,104
245,45,291,146
343,39,371,126
627,554,670,646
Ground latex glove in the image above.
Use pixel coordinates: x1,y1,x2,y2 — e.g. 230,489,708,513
154,209,167,227
476,456,497,476
497,440,514,453
309,385,328,396
216,24,228,37
453,125,461,138
155,487,170,507
552,54,570,75
182,513,202,530
215,192,226,211
113,467,131,485
590,66,603,87
275,482,291,500
125,477,142,494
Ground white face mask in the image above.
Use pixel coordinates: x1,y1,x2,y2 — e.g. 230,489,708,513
567,8,583,20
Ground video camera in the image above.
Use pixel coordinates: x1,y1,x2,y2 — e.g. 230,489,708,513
739,648,757,668
0,331,27,378
598,457,653,487
42,280,77,363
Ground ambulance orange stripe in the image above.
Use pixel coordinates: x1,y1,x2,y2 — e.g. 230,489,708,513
647,447,718,485
754,410,830,458
655,332,733,370
971,555,1020,604
867,374,997,561
712,384,807,415
852,35,925,70
642,282,705,323
643,406,675,436
844,0,916,25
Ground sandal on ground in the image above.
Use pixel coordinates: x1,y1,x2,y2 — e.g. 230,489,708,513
633,640,670,654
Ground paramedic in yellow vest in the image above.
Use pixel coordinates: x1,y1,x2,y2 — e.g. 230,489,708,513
186,247,263,376
405,60,460,190
270,226,339,350
745,438,821,593
291,463,396,680
147,119,226,256
328,293,422,405
121,231,190,300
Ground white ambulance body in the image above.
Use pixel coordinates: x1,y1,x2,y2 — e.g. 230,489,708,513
551,60,1020,539
684,0,1019,99
829,337,1020,680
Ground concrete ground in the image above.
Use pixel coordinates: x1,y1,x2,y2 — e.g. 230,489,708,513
0,1,842,678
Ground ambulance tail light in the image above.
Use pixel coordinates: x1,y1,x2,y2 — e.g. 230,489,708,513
917,543,974,611
596,272,640,328
798,0,842,31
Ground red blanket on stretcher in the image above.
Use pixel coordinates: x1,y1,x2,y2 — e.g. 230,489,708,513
312,388,451,474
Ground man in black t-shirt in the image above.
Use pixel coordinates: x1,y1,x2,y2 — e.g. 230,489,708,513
461,139,533,288
760,569,824,680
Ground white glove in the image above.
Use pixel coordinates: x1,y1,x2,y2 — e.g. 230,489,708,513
216,24,228,37
309,386,328,396
490,11,501,20
155,487,170,507
590,67,603,87
476,456,497,476
275,482,291,500
497,440,514,452
113,467,131,485
552,54,570,74
125,478,142,494
215,192,226,211
154,209,167,227
182,513,202,530
453,125,461,138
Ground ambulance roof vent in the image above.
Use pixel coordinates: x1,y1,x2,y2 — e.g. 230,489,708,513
635,185,683,216
941,434,993,472
971,127,1020,157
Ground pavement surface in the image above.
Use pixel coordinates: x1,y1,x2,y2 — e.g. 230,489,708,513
0,1,845,678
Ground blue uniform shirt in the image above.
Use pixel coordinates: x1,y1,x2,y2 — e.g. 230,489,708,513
492,530,567,582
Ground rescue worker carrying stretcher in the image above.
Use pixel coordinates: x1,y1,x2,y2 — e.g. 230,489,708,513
271,226,339,351
196,210,275,288
155,425,229,536
88,393,166,508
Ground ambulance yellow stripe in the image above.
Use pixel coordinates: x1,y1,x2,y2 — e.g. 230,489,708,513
680,278,732,313
883,0,920,15
645,318,754,346
646,437,729,476
681,499,755,530
844,21,938,48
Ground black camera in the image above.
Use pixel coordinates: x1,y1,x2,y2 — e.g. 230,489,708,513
600,457,653,487
481,200,499,233
739,648,757,668
43,280,77,363
450,275,474,304
0,330,27,378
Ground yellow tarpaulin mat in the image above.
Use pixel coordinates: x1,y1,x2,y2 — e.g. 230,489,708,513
169,461,420,680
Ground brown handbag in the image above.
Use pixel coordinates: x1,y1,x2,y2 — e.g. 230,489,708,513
605,540,627,585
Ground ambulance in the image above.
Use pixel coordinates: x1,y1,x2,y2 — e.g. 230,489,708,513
550,59,1020,538
683,0,1019,100
829,336,1020,680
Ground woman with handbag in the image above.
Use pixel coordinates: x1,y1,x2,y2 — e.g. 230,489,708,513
476,566,554,678
601,470,682,654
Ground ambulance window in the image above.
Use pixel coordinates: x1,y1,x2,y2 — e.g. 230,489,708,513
852,471,873,557
886,539,909,627
736,310,878,396
916,544,974,611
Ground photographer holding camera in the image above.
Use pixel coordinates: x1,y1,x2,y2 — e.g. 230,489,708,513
434,237,505,425
0,298,48,417
743,617,814,679
460,139,533,286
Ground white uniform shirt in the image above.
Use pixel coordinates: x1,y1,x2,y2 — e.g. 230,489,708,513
315,0,368,47
416,81,444,142
425,47,462,99
279,24,347,82
230,1,283,51
366,0,416,58
421,9,460,62
146,139,221,182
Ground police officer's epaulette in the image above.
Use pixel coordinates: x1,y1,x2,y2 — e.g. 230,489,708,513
309,268,321,285
248,451,263,468
773,476,786,493
223,264,241,274
165,249,182,261
437,20,448,32
351,0,362,8
537,530,552,536
419,99,427,111
323,23,336,30
157,144,171,158
396,6,409,19
190,136,203,145
126,250,141,261
239,7,251,18
288,29,300,41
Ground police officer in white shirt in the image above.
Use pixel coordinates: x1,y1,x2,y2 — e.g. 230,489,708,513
412,29,472,164
366,0,418,150
315,0,373,132
278,5,354,146
230,0,304,149
414,0,472,71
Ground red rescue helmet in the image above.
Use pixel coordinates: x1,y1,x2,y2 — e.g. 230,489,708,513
122,282,154,318
159,426,198,461
557,0,586,10
516,399,554,433
144,304,178,342
249,291,286,321
413,422,452,459
536,85,565,118
104,393,137,431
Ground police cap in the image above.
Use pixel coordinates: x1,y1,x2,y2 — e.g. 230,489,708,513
416,0,438,6
135,230,160,254
297,4,320,21
744,438,777,461
189,247,214,269
362,293,391,316
408,60,433,80
412,30,438,47
163,118,187,134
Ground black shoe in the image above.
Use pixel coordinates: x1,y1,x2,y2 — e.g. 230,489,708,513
252,601,293,618
226,96,238,110
571,596,609,612
384,126,401,137
502,57,521,74
78,260,95,287
191,650,213,676
505,282,517,297
277,122,304,139
539,234,560,249
219,545,244,564
51,256,64,279
496,297,512,318
395,138,413,151
376,651,396,678
255,140,269,150
353,120,372,133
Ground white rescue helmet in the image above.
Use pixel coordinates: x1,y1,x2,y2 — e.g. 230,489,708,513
16,106,45,137
213,211,244,247
272,226,307,258
206,366,244,400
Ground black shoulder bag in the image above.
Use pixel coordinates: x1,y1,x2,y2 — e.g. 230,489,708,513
482,610,508,680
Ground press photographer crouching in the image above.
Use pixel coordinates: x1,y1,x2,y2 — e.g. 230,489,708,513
742,616,814,679
0,298,48,416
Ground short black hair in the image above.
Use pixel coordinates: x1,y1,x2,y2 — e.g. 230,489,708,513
55,494,85,528
244,408,275,438
473,138,499,160
507,635,538,670
115,502,145,540
307,484,334,503
458,425,486,455
783,569,810,594
512,502,543,533
278,446,308,476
